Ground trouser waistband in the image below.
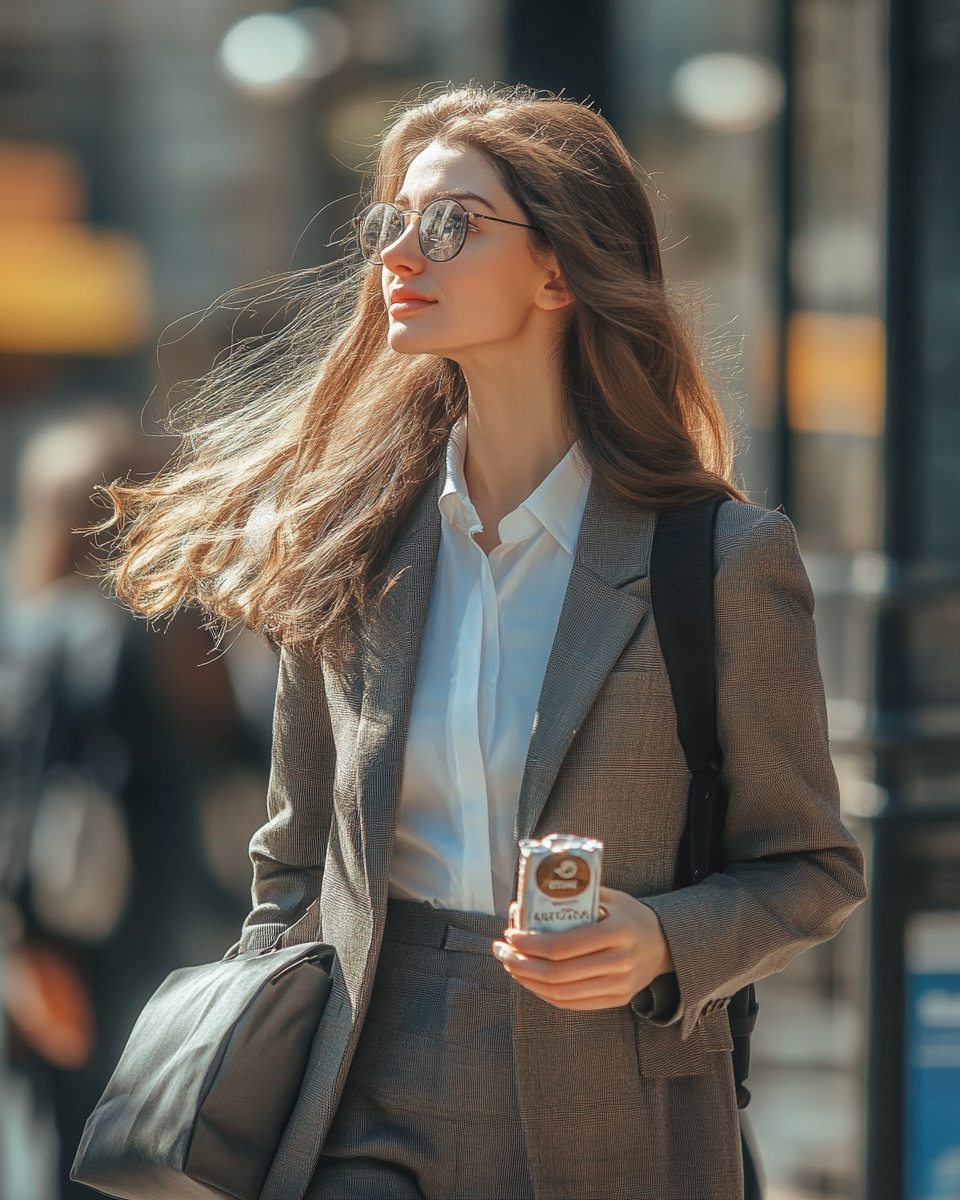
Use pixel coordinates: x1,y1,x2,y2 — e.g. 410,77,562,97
383,898,506,956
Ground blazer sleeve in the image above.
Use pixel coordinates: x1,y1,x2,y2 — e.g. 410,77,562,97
639,504,868,1037
224,646,336,957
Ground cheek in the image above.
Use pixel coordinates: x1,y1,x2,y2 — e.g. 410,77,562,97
440,256,535,339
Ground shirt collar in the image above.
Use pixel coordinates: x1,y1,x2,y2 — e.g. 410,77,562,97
439,418,591,553
439,418,470,511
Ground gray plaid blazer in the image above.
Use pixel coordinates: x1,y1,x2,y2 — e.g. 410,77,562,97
231,477,867,1200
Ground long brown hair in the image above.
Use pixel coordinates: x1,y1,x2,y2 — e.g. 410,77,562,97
104,84,744,654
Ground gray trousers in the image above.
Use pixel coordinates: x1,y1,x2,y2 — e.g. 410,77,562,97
305,900,535,1200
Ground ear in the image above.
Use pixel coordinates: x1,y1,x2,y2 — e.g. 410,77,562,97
535,254,575,312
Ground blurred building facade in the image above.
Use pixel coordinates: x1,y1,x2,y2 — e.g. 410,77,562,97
2,2,958,1200
870,2,960,1200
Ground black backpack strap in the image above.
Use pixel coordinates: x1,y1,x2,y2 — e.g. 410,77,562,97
650,495,727,886
650,495,759,1129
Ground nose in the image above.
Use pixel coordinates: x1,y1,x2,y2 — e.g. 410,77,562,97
379,213,424,274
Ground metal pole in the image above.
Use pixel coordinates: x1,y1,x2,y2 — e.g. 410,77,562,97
503,0,613,124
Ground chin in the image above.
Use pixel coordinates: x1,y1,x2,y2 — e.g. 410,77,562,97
387,323,446,357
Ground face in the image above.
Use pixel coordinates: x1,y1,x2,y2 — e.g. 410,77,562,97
377,141,572,361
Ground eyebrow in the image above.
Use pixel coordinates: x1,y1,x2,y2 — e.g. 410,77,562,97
392,189,497,213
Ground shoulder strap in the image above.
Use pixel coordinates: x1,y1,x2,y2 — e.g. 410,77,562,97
650,494,728,886
650,494,759,1121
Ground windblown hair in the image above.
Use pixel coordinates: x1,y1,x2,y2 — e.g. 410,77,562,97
104,84,744,654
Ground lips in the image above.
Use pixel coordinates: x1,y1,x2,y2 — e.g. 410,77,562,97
388,288,436,316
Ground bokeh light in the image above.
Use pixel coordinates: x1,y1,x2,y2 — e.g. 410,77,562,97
672,52,785,133
219,9,350,100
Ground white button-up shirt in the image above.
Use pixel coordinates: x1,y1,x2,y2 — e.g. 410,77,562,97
389,421,591,916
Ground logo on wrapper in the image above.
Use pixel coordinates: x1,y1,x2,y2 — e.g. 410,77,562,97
536,854,591,897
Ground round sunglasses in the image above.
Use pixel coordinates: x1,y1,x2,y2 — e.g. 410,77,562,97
354,198,539,264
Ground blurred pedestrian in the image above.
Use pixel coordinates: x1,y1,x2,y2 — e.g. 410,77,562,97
97,85,867,1200
2,407,269,1197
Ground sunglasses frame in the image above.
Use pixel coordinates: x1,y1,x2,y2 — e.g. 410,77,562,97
353,198,540,264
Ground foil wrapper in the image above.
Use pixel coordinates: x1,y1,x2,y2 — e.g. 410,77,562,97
514,833,603,933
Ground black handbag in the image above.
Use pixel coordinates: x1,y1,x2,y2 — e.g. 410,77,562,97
651,495,762,1200
70,902,333,1200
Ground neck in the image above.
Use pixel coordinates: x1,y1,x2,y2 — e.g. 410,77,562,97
457,345,572,542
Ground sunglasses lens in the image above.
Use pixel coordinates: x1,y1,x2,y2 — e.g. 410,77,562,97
358,204,403,263
419,200,467,261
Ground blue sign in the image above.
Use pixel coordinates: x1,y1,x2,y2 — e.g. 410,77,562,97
905,912,960,1200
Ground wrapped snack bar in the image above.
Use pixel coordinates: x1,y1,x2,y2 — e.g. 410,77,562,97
514,833,603,932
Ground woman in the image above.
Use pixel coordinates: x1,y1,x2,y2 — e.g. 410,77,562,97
104,85,867,1200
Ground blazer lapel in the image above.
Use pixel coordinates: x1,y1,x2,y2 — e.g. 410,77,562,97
515,483,656,841
354,476,442,908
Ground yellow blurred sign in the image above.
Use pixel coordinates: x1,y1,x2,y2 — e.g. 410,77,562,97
787,311,885,436
0,141,152,355
0,223,152,354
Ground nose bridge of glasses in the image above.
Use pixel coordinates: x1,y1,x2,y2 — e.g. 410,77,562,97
398,203,458,235
388,203,462,258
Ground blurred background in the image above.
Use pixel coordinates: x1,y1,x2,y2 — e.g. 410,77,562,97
0,1,957,1198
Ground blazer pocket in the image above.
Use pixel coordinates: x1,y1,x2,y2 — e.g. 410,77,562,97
633,1009,733,1077
699,1007,734,1055
634,1017,708,1077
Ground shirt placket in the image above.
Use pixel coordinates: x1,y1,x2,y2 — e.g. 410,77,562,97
448,510,497,914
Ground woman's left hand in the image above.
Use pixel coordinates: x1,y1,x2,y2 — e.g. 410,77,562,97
492,886,674,1010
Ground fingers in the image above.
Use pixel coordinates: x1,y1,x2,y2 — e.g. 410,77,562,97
492,941,626,984
497,946,635,998
505,968,637,1008
502,919,628,961
493,939,646,1010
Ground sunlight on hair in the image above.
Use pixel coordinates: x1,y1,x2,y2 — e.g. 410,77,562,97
101,84,744,657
